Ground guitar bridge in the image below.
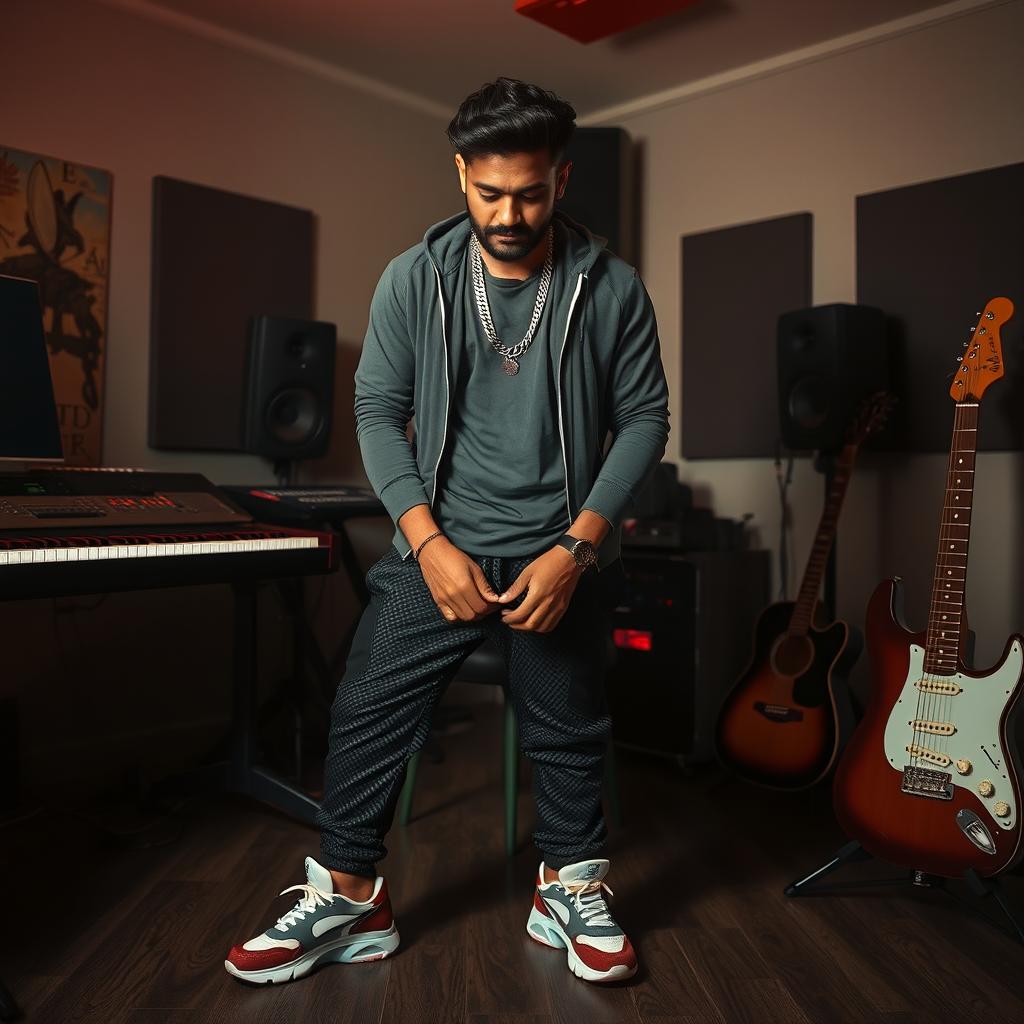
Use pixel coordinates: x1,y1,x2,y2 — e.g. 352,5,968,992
754,702,803,723
901,764,953,800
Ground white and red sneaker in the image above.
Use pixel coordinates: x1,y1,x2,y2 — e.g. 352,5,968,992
224,857,399,984
526,858,637,983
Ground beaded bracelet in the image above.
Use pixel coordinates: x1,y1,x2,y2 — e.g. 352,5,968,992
414,530,444,561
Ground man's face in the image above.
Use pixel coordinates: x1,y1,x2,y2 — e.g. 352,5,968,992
457,149,571,262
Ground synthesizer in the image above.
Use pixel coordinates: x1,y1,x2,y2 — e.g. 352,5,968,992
0,469,336,599
220,484,384,526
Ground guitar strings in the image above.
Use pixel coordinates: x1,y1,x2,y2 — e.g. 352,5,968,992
932,400,962,765
946,402,976,766
929,401,972,770
915,400,964,768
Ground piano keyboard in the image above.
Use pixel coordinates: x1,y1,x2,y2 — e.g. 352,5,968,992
0,530,319,565
0,472,339,599
0,524,336,599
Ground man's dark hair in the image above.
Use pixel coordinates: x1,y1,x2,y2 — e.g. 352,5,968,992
447,77,576,164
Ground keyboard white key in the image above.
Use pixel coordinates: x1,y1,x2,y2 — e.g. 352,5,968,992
0,535,320,567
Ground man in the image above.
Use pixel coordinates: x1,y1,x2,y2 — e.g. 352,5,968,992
225,77,669,986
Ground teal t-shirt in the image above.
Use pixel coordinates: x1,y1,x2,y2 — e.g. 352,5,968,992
433,242,571,556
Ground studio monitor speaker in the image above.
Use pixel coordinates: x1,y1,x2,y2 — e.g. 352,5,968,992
243,315,336,461
777,303,887,451
558,126,634,264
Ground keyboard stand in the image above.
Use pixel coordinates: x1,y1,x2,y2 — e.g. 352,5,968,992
157,514,375,824
0,976,20,1022
155,580,320,827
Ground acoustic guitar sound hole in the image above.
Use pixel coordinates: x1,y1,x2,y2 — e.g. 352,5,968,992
771,634,815,678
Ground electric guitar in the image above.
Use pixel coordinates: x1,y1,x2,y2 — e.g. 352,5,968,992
715,393,894,789
833,297,1024,877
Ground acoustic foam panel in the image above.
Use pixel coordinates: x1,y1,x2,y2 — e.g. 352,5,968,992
681,212,812,458
857,162,1024,453
149,176,314,451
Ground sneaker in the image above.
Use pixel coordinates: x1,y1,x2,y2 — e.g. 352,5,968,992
224,856,399,984
526,858,637,983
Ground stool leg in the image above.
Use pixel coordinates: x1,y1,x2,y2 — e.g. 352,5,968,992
398,750,420,826
604,740,623,828
504,700,518,857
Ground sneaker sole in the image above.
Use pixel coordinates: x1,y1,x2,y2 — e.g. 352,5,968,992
526,904,636,983
224,925,400,985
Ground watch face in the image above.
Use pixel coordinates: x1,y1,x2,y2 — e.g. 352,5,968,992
573,539,597,567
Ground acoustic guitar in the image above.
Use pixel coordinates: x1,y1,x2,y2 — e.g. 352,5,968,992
833,297,1023,878
715,393,893,789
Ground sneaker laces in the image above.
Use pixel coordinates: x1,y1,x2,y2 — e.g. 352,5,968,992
563,879,616,927
273,883,334,931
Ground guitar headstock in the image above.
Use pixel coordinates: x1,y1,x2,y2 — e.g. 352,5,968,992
846,391,897,446
951,297,1013,402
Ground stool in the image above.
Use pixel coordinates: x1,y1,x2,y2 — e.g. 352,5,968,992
396,633,621,856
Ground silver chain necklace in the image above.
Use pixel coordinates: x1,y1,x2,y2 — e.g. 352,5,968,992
469,227,553,376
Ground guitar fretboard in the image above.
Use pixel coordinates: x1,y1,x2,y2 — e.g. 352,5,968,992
788,445,856,636
924,402,978,675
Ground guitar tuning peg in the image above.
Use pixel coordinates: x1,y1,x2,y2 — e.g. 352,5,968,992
976,311,981,317
957,356,963,362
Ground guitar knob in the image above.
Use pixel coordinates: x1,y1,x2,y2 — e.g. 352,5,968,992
994,801,1011,818
955,759,972,774
978,779,995,797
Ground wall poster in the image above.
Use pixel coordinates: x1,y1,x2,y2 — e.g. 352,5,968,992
0,146,112,465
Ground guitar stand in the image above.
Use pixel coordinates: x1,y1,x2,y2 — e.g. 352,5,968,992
785,839,1024,945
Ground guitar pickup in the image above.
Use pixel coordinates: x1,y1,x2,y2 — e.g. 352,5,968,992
906,743,951,768
909,719,956,736
915,678,962,696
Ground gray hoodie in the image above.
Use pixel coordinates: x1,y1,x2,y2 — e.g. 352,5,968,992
353,210,670,570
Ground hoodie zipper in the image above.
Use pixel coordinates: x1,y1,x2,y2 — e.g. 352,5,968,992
556,272,585,526
428,260,451,513
416,256,582,556
400,258,450,562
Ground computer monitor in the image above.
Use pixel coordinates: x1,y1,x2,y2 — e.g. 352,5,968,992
0,275,63,462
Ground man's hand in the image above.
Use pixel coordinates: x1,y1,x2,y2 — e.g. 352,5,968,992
497,546,581,633
418,538,501,623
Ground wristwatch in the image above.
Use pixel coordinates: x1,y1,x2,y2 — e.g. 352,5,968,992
555,534,598,572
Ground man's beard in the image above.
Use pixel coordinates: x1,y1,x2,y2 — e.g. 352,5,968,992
467,204,552,263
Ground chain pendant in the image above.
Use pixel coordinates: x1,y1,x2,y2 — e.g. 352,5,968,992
470,229,552,380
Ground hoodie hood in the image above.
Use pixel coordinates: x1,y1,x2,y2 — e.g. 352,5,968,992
423,209,607,281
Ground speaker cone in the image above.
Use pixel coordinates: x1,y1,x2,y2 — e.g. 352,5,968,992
787,374,831,430
266,387,320,444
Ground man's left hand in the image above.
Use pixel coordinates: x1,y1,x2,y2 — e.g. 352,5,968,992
497,546,581,633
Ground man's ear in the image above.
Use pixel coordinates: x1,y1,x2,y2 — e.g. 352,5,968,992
555,160,572,201
455,153,468,194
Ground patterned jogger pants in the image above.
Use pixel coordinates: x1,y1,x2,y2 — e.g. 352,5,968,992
317,544,624,878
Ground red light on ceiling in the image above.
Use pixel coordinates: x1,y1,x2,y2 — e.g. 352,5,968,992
514,0,701,44
613,628,653,652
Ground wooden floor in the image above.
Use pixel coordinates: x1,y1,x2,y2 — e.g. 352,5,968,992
6,702,1024,1024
